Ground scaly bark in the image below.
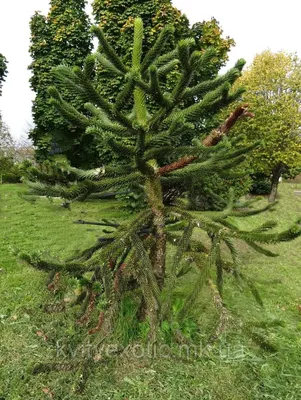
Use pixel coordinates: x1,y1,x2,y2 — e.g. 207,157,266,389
202,104,254,147
146,176,166,290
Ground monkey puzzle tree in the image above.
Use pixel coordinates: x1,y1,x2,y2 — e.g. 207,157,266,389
24,20,301,351
29,0,93,166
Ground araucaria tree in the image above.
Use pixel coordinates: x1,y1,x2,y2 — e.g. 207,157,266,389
25,20,301,349
230,50,301,202
29,0,93,166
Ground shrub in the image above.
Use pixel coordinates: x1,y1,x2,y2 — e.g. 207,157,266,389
249,173,271,195
0,157,22,183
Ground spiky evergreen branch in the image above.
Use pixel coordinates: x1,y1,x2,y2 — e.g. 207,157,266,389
90,26,128,74
183,59,245,99
141,26,175,73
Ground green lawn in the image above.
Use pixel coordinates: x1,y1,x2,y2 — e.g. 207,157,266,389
0,183,301,399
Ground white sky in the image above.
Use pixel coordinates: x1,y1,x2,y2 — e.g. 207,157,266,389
0,0,300,138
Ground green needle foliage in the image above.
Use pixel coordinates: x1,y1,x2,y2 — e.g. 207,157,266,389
24,19,301,351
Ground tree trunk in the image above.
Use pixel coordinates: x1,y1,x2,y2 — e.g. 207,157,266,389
134,176,166,347
268,163,283,203
146,176,167,290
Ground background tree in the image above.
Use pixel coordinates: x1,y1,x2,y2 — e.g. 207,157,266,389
14,135,35,163
0,52,8,126
23,21,301,366
0,53,16,183
229,50,301,202
29,0,94,166
0,121,21,184
0,53,8,97
0,120,14,158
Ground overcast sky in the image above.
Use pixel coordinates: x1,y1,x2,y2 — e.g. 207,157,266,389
0,0,300,139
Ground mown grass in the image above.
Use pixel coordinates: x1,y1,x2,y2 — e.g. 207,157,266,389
0,182,301,399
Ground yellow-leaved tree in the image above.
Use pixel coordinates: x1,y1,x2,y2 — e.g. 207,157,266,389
229,50,301,202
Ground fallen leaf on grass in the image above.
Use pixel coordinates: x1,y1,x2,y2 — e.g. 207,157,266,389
36,330,48,341
42,387,54,398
